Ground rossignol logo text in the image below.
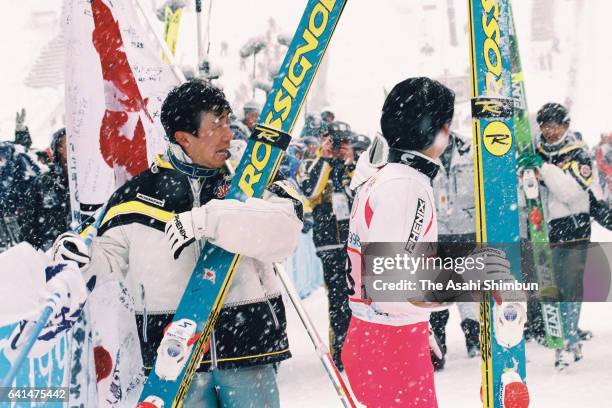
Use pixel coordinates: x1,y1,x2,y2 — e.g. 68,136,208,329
481,0,503,97
238,0,336,197
479,0,513,156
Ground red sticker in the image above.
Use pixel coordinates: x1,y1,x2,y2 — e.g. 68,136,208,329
215,182,230,199
94,345,113,382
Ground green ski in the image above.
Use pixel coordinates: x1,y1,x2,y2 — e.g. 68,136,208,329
508,2,564,350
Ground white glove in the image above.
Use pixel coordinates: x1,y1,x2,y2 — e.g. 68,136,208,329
165,197,302,262
460,247,512,281
51,232,91,268
165,206,208,259
15,108,27,132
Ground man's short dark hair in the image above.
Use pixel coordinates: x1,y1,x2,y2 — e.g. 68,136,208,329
161,79,231,143
380,77,455,151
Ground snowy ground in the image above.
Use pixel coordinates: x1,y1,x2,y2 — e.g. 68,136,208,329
279,289,612,407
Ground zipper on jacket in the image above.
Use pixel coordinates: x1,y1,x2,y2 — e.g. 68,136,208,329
266,298,280,329
189,177,204,254
188,177,219,368
140,284,148,343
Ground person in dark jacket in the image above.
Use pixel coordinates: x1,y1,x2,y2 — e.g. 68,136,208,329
300,120,354,370
0,111,41,250
19,128,71,251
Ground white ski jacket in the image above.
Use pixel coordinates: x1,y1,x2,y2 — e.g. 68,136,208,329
347,151,439,326
82,154,303,370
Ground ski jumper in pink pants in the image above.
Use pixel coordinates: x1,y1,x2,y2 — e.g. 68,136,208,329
343,153,440,407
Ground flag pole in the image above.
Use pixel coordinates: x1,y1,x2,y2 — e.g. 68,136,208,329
133,0,186,83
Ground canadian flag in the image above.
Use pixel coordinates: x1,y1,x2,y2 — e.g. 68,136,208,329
91,0,153,181
65,0,178,204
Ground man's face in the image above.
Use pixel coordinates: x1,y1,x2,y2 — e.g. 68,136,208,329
56,136,68,170
181,111,233,168
333,140,350,156
540,122,569,144
244,110,259,129
306,143,318,156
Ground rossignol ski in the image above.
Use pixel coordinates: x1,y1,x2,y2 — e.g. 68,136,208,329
137,1,347,406
467,0,529,407
507,2,564,350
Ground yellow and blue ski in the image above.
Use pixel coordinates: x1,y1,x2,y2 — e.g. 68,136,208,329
162,5,183,63
137,1,347,407
468,0,529,407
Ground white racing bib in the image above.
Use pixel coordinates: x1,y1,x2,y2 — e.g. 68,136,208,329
332,192,350,221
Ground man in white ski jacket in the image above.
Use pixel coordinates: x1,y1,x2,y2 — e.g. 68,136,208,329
518,102,595,369
55,80,303,407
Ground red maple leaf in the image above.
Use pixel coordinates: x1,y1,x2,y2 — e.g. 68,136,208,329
91,0,152,178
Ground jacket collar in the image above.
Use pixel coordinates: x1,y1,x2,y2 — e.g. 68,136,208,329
387,148,440,180
537,130,586,159
165,143,220,178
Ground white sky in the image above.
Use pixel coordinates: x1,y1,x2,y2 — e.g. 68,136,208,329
1,0,611,148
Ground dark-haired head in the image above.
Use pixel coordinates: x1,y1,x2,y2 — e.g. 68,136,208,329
537,102,570,144
161,79,232,143
380,77,455,153
161,80,234,168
